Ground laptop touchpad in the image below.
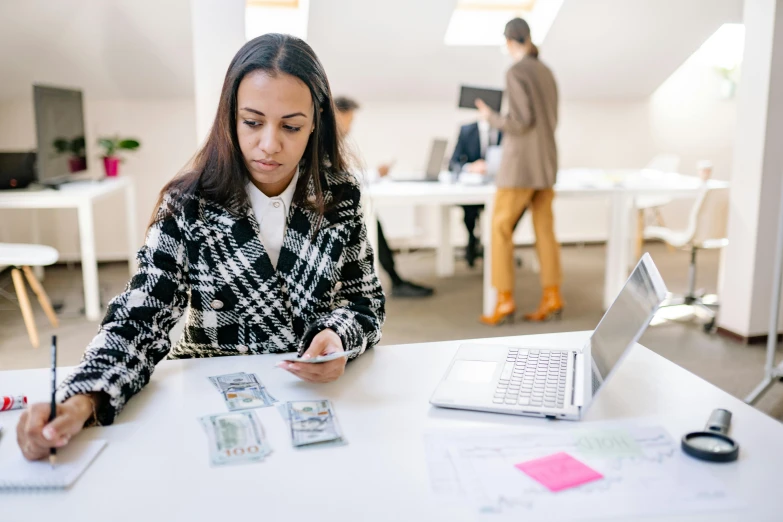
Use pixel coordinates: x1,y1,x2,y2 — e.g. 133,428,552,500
447,360,497,383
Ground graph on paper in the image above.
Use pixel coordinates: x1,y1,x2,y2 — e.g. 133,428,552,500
425,422,743,521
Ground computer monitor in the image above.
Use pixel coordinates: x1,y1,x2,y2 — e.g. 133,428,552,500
33,85,88,184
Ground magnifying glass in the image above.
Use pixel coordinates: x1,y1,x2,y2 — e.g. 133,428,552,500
681,408,739,463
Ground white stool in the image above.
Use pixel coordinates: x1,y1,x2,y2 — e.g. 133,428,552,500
0,243,59,347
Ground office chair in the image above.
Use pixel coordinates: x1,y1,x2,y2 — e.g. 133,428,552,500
635,153,681,260
644,186,728,332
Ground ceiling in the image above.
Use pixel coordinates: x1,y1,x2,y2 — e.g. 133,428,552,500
0,0,743,103
308,0,743,102
542,0,743,99
0,0,194,101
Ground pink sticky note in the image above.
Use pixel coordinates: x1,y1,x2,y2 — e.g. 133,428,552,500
515,452,603,492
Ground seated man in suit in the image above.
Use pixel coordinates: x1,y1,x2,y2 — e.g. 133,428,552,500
335,96,434,298
450,120,502,267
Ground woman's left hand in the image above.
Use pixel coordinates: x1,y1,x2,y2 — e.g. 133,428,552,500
278,329,347,383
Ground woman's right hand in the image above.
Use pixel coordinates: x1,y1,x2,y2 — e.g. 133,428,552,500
16,395,94,461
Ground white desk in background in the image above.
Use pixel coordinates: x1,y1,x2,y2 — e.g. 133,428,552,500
0,177,138,321
0,332,780,521
364,169,729,315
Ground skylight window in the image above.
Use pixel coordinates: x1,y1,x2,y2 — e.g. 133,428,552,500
444,0,563,46
245,0,310,41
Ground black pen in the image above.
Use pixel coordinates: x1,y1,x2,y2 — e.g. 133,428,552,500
49,335,57,468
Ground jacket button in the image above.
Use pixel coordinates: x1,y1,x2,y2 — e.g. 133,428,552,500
237,345,248,353
210,299,223,310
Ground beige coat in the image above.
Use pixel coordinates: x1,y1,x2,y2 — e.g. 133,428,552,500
488,55,558,189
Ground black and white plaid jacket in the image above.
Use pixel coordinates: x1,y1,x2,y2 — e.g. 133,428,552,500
59,170,385,425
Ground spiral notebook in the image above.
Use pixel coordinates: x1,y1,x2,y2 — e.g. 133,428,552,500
0,435,107,491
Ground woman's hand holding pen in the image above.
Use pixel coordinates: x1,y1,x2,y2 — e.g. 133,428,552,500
277,329,347,383
17,395,93,461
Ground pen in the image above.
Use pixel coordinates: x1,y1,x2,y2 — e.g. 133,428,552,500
49,335,57,468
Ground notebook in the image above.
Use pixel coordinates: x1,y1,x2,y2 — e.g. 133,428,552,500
0,436,107,490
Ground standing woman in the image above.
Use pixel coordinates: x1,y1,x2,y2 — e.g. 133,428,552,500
16,34,385,460
476,17,562,325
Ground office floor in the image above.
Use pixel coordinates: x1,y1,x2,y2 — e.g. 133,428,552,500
1,243,782,421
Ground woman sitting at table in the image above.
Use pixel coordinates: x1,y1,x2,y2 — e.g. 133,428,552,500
16,34,385,460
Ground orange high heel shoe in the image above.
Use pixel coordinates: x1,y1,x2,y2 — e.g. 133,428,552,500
524,286,564,322
479,291,516,326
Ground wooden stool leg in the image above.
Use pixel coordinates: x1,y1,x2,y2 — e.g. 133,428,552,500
22,266,59,328
11,268,39,348
635,209,645,260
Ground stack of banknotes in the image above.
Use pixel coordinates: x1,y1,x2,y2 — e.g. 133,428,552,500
209,372,278,411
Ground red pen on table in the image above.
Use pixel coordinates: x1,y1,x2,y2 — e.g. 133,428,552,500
1,395,27,411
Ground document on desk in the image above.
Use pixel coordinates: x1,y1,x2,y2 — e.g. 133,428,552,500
425,421,743,521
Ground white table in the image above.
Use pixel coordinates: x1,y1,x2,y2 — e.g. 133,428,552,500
0,332,780,521
364,170,729,315
0,178,138,321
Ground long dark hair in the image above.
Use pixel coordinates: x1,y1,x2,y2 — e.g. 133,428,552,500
151,33,347,226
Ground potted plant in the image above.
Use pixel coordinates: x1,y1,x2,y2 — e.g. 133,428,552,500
52,136,87,173
97,136,141,177
715,65,740,99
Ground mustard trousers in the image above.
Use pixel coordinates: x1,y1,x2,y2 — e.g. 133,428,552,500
491,188,562,292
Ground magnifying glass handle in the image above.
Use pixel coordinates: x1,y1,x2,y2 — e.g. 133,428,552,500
705,408,732,435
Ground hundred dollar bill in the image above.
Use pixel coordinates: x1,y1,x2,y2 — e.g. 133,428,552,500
200,411,272,466
209,372,258,391
286,400,346,448
208,372,278,410
223,385,278,411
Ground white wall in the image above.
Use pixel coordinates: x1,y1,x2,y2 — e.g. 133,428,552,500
0,97,197,260
649,29,738,234
190,0,246,144
718,0,783,338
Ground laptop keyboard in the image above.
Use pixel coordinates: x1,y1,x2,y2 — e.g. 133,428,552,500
492,348,569,409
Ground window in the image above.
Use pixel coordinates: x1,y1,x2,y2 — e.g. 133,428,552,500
245,0,310,41
444,0,563,46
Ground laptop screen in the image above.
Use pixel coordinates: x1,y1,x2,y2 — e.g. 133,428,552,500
425,139,448,178
587,254,666,394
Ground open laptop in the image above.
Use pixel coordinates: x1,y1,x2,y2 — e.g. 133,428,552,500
396,139,448,182
430,253,667,420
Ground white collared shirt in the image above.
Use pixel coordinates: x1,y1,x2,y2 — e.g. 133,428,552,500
245,170,299,268
478,120,499,158
478,120,490,158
